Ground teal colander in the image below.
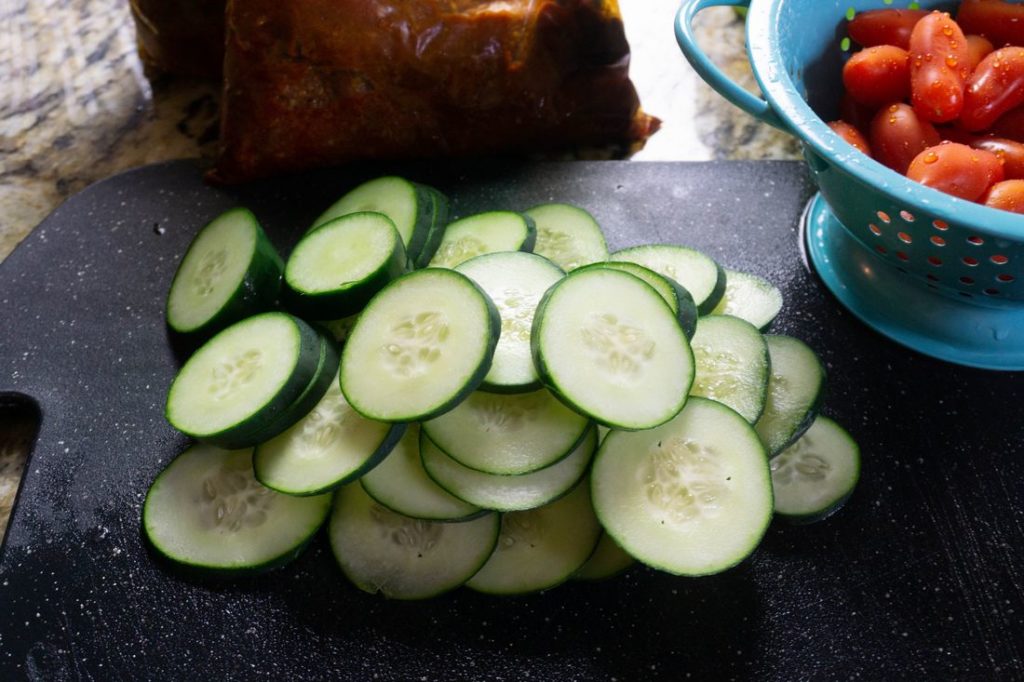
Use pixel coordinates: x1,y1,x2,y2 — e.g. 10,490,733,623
676,0,1024,370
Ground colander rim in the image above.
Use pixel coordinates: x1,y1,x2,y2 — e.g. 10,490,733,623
746,0,1024,240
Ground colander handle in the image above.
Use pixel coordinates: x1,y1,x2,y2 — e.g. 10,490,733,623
675,0,789,132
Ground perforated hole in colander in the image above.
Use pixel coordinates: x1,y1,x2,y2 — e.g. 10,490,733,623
930,236,945,247
896,251,909,262
967,236,985,246
960,276,975,285
900,210,915,223
877,211,891,224
869,223,882,236
991,255,1009,265
933,219,950,231
928,256,942,266
898,232,913,244
963,256,979,267
997,274,1015,283
875,245,887,255
985,288,1001,296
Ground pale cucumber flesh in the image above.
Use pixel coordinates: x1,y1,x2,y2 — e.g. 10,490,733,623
771,415,860,523
328,482,499,599
143,444,331,572
591,397,773,576
360,425,482,521
465,480,602,595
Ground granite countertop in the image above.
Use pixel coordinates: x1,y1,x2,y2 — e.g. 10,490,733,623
0,0,799,539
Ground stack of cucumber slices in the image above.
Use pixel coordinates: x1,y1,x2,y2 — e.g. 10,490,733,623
145,175,861,597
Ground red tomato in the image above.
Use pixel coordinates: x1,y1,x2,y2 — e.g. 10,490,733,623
957,0,1024,49
909,12,971,123
839,92,876,133
982,180,1024,213
966,35,995,73
870,103,942,173
969,137,1024,178
828,120,873,156
843,46,911,108
961,47,1024,132
906,142,1004,200
848,9,929,49
991,105,1024,141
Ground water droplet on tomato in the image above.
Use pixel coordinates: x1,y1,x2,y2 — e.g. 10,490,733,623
942,25,953,37
946,56,958,68
923,152,939,164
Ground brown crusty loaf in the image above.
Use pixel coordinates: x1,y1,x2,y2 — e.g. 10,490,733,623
129,0,659,183
210,0,658,183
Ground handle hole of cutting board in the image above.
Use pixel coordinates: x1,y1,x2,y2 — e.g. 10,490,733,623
0,394,42,542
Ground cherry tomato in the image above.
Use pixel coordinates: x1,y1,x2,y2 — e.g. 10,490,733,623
991,105,1024,141
961,47,1024,132
906,142,1004,200
909,12,971,123
966,34,995,73
828,120,873,156
957,0,1024,49
839,92,875,133
982,179,1024,213
870,103,942,173
843,45,911,108
969,137,1024,178
848,9,928,49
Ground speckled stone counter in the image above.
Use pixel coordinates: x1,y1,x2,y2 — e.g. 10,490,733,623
0,0,799,538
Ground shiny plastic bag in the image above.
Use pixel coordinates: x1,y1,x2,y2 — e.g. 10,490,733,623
211,0,659,183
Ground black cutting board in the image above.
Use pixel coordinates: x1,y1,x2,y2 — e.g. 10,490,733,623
1,160,1022,681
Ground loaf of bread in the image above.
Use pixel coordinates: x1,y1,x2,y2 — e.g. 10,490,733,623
132,0,659,183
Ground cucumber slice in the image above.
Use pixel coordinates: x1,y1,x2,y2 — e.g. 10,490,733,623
711,269,783,330
579,261,699,339
591,397,773,576
232,331,340,449
166,313,332,448
253,381,404,496
428,211,536,269
532,267,694,430
421,425,597,511
143,444,331,573
412,186,451,269
770,416,860,523
284,212,407,320
610,244,726,315
574,533,635,581
166,207,283,341
755,335,826,456
689,315,771,424
328,482,499,600
465,480,602,595
455,252,565,393
421,389,590,475
523,203,608,271
340,269,500,422
311,176,433,263
361,425,482,521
